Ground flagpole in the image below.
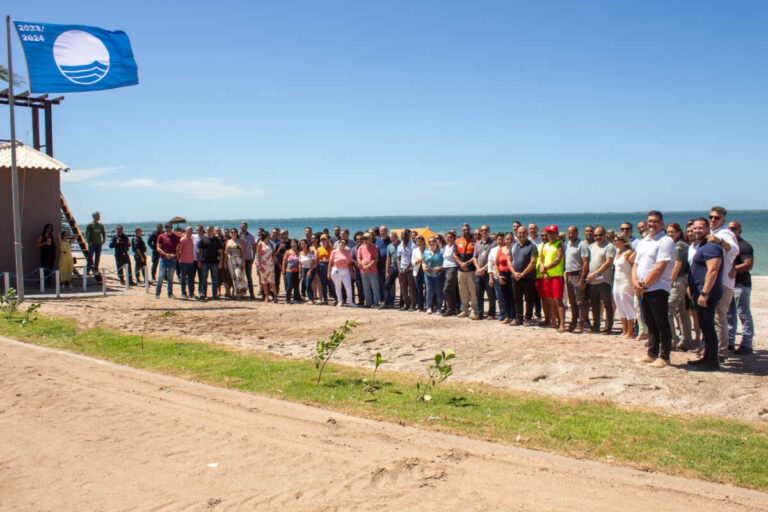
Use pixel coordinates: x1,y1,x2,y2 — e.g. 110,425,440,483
6,15,24,300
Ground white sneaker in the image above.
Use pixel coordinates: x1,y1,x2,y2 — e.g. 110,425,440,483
337,303,343,307
427,310,433,315
347,302,358,307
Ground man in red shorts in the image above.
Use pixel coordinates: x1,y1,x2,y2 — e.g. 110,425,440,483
539,225,566,332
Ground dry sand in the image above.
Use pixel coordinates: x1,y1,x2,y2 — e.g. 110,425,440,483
31,261,768,422
2,336,768,512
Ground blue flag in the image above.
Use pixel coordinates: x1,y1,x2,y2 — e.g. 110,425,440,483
14,21,139,93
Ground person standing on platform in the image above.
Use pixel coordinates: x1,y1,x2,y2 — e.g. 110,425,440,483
85,211,106,276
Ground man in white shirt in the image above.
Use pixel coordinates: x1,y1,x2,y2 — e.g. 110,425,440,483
397,229,417,310
708,206,739,361
633,210,676,367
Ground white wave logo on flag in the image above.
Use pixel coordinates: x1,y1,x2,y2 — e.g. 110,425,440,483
53,30,110,85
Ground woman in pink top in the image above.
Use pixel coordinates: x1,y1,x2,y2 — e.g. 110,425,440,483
179,227,197,299
328,238,357,307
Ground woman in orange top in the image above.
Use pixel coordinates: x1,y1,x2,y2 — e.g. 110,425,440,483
316,235,333,304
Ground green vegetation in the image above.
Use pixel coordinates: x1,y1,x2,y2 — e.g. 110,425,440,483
313,319,358,383
2,315,767,490
416,349,455,402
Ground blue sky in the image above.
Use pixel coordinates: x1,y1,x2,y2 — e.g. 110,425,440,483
4,0,768,222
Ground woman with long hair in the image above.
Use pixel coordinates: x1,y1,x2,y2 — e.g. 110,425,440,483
282,239,302,304
227,228,248,299
57,229,74,287
256,231,278,303
612,233,636,338
494,232,516,324
36,223,56,287
217,227,233,298
422,236,445,314
441,231,459,316
299,238,316,304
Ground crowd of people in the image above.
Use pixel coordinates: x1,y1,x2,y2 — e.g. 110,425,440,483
47,207,755,372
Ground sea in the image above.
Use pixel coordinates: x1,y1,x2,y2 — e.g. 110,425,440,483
101,210,768,275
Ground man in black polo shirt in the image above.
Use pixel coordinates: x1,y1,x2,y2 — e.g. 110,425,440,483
687,218,724,371
510,226,538,325
197,225,224,300
109,225,135,286
727,221,755,355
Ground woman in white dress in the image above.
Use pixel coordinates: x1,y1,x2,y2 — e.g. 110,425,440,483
612,233,637,338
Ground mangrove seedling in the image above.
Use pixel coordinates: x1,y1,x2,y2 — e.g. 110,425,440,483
416,349,455,402
314,320,359,384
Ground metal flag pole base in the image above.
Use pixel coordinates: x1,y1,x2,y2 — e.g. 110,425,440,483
6,16,25,301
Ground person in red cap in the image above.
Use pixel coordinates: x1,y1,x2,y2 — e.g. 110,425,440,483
538,224,566,331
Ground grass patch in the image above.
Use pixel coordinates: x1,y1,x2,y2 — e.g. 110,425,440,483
2,315,768,490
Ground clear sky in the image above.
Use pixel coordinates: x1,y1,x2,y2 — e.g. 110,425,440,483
4,0,768,222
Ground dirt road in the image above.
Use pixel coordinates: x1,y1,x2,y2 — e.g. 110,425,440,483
2,336,766,512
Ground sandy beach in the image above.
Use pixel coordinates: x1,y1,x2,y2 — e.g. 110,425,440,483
29,259,768,423
2,336,768,512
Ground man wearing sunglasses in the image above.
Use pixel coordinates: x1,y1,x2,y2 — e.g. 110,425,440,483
707,206,740,361
586,226,616,334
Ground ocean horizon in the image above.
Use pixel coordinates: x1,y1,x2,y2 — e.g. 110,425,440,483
97,209,767,275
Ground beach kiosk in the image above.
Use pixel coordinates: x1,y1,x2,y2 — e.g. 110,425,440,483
0,141,69,291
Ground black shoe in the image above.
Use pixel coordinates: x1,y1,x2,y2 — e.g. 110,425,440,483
734,346,754,355
689,362,719,372
728,345,736,352
687,358,706,366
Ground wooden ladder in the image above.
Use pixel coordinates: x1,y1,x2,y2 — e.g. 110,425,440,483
59,192,87,253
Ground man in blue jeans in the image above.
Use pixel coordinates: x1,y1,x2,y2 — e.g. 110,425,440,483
196,225,224,300
375,226,391,301
383,231,400,307
727,221,754,355
154,224,180,298
84,211,105,276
